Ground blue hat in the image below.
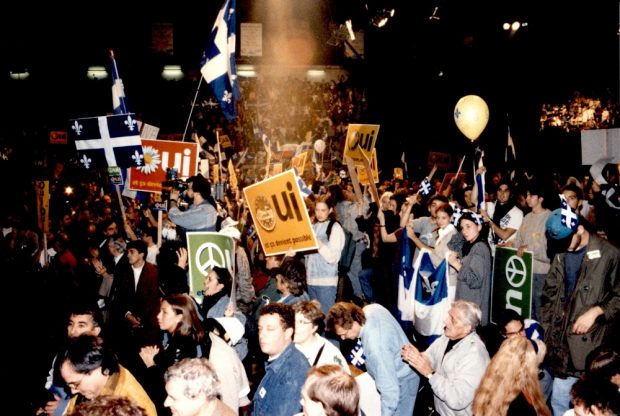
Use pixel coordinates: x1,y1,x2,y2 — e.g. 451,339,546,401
545,208,578,240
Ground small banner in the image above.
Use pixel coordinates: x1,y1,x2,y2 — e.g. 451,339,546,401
290,150,309,173
428,151,452,171
343,124,380,164
50,131,68,145
35,181,50,234
186,232,235,302
108,167,124,186
243,170,318,256
393,167,404,180
128,139,199,193
491,247,533,323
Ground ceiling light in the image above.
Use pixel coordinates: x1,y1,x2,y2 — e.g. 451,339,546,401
87,66,108,80
161,65,184,81
9,70,30,80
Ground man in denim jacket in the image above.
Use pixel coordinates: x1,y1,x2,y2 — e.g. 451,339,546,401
250,303,310,416
328,302,420,416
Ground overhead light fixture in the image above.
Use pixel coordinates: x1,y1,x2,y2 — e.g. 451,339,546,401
161,65,184,81
87,66,109,80
307,69,325,79
429,6,440,21
237,64,257,78
9,70,30,80
370,8,395,28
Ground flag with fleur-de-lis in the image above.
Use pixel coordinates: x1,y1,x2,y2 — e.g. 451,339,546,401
348,339,366,369
69,113,144,169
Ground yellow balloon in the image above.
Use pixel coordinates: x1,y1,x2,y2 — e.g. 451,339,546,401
454,95,489,141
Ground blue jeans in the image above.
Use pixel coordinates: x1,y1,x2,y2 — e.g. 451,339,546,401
396,372,420,416
550,375,578,416
308,285,337,315
531,272,546,321
359,267,374,302
347,241,367,298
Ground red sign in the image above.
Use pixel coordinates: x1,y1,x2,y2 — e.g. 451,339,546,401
50,131,68,145
128,139,199,193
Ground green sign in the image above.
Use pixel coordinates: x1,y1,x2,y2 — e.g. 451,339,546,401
490,246,533,324
186,232,235,303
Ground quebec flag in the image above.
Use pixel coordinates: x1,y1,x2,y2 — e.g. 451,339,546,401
397,227,416,322
69,114,144,170
412,250,450,341
110,51,128,114
201,0,240,120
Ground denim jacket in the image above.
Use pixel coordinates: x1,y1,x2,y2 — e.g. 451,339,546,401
360,304,419,416
305,220,344,287
250,343,310,416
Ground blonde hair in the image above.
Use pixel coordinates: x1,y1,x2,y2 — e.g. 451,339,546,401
472,336,550,416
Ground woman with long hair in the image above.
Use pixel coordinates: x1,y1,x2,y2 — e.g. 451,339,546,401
139,294,250,415
305,195,345,314
447,211,492,326
473,335,551,416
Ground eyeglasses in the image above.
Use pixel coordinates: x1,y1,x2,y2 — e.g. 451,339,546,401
66,372,89,390
295,319,313,326
504,325,525,337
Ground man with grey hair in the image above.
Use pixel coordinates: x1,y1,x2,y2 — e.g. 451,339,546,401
401,300,490,416
163,357,236,416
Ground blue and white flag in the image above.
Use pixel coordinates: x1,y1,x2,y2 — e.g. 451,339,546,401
294,168,313,198
418,177,432,196
412,250,450,341
200,0,240,120
69,114,144,169
505,125,516,180
559,194,578,230
397,227,416,321
348,339,366,369
475,151,486,211
110,51,128,114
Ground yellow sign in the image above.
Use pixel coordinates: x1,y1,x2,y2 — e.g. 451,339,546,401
291,151,309,173
393,167,404,180
243,170,318,256
219,134,232,149
228,159,238,190
356,148,379,185
213,164,220,183
343,124,380,164
35,181,50,234
271,162,283,175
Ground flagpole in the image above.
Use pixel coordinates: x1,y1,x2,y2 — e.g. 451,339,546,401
182,77,204,142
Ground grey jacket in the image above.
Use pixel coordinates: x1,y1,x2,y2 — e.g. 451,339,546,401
425,332,490,416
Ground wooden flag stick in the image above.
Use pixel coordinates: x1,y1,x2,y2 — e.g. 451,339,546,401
344,155,364,203
428,164,438,181
115,184,127,224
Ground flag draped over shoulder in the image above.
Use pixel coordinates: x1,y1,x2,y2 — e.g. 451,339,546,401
412,250,450,340
69,114,144,169
201,0,240,120
397,228,416,321
110,51,128,114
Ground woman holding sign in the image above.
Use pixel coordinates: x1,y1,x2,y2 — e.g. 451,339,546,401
305,195,345,315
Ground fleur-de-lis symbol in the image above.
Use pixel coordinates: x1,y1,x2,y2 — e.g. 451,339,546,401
80,154,92,169
124,115,137,131
131,150,144,166
222,90,232,104
72,121,83,135
454,108,461,119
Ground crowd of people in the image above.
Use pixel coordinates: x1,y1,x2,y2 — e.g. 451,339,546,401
2,75,619,416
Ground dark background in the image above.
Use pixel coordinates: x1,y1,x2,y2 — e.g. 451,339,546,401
1,1,618,176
